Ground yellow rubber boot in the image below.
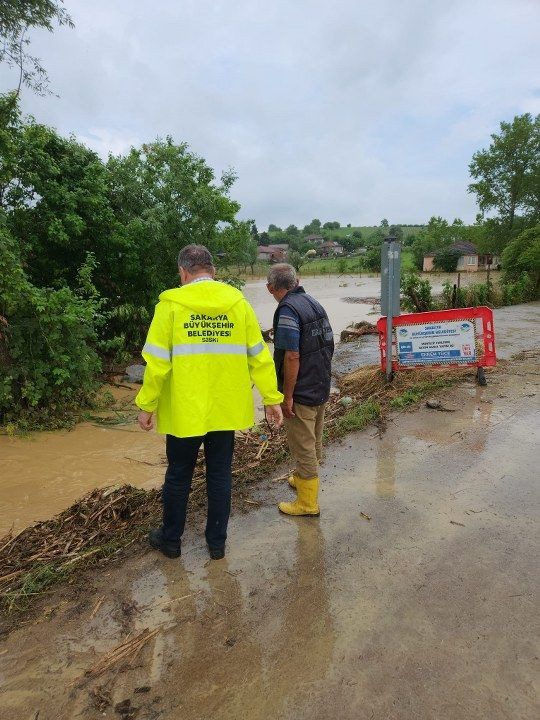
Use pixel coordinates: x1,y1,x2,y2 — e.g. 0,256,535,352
278,477,320,516
288,473,299,489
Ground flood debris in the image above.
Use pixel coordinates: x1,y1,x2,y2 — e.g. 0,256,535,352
114,698,140,719
342,296,380,305
77,627,159,684
90,685,112,712
340,321,378,343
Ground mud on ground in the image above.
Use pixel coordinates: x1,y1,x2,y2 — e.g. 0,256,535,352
0,350,538,720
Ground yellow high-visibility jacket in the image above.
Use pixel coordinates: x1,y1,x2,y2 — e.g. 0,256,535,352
135,280,283,438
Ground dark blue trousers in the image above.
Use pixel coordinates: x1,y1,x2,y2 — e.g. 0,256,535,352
162,431,235,549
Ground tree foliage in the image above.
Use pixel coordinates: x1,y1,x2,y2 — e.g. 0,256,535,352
433,248,460,272
0,224,102,428
0,95,249,427
468,114,540,250
501,224,540,297
0,0,73,94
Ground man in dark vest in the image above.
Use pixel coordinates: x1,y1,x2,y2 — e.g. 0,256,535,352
267,264,334,516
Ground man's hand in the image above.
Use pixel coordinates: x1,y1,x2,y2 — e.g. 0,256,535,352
138,410,154,431
266,404,284,429
281,396,295,419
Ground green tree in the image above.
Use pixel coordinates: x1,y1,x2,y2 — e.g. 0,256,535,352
105,137,240,346
4,115,116,292
288,250,304,272
303,218,322,234
365,247,381,272
410,217,452,269
433,248,461,272
0,1,73,94
0,221,102,427
501,224,540,297
469,114,540,249
388,225,404,242
268,223,281,232
400,272,434,313
285,224,300,237
380,218,389,228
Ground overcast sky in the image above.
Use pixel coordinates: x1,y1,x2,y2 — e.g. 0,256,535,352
3,0,540,228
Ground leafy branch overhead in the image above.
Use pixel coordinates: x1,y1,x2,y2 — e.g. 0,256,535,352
0,0,73,94
0,96,250,429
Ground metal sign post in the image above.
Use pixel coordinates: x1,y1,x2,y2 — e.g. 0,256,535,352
380,237,401,381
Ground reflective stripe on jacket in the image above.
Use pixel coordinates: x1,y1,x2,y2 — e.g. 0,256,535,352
135,281,283,438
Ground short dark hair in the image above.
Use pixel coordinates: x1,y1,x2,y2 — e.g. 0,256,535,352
178,244,214,273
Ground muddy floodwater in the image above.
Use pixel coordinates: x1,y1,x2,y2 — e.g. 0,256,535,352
243,270,498,334
0,281,537,536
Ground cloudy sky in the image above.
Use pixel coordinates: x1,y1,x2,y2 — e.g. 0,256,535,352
4,0,540,228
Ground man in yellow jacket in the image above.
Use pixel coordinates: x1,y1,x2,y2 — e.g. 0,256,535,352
136,244,283,560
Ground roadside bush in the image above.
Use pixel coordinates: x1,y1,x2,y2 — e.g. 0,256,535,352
0,232,102,429
433,248,460,272
439,279,503,308
501,225,540,299
440,280,467,308
501,272,535,305
365,247,381,272
400,272,434,313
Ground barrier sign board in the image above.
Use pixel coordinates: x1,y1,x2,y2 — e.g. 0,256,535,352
377,306,497,372
396,319,476,365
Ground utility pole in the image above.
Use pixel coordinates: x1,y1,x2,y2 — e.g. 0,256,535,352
381,237,401,381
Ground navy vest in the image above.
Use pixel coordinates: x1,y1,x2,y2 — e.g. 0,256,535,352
273,286,334,406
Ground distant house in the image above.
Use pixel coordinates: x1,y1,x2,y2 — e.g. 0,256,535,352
257,245,286,262
423,242,500,272
317,240,344,257
304,234,325,246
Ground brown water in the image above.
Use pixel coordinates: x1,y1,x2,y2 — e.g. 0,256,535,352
1,280,537,536
243,271,498,336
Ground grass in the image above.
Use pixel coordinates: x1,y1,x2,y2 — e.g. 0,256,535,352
333,400,381,436
3,538,133,612
390,377,459,409
4,564,69,612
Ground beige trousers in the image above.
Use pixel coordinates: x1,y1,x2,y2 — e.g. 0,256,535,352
284,402,326,479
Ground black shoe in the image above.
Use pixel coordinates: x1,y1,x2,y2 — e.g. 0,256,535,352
208,545,225,560
148,528,181,558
